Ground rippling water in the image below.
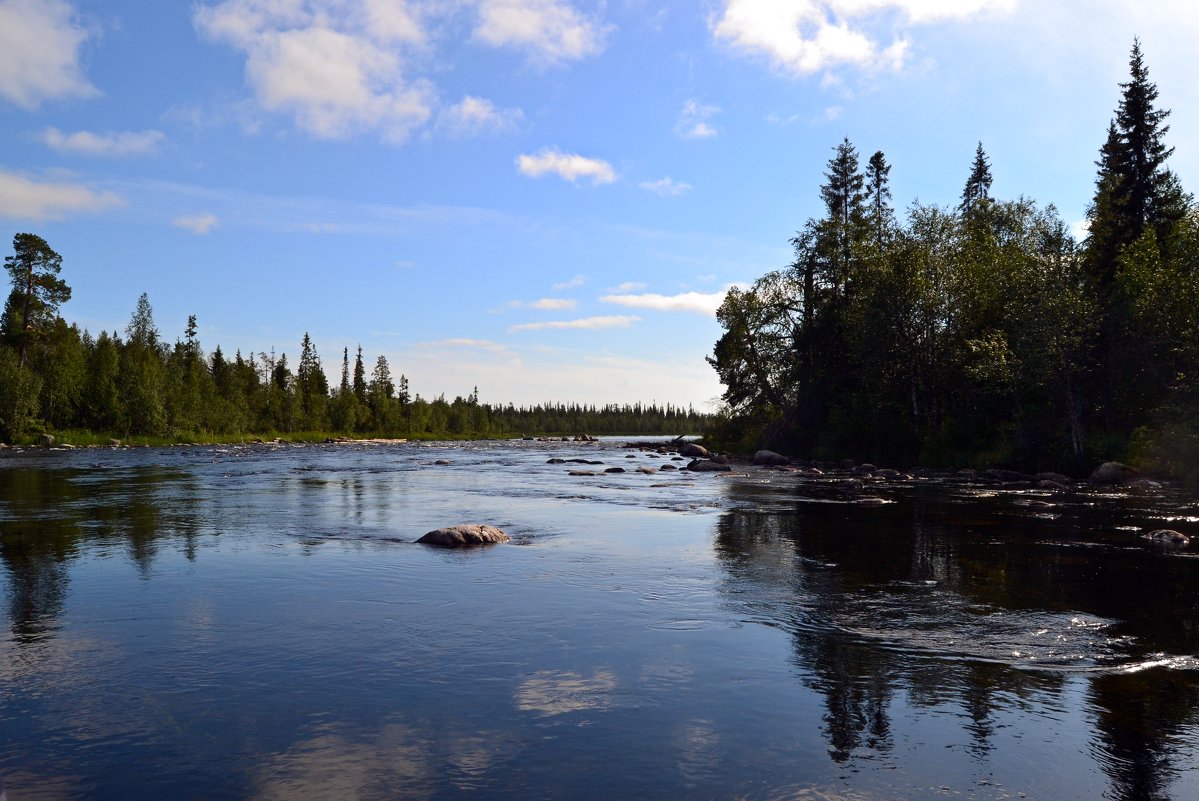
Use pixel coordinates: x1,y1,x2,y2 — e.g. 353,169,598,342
2,439,1199,800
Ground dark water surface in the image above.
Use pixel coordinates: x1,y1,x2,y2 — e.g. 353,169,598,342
2,440,1199,800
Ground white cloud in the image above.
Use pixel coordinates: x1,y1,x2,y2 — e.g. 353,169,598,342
173,212,220,234
529,297,577,310
0,169,122,220
509,315,639,332
474,0,607,64
0,0,96,108
194,0,432,142
711,0,1013,76
676,99,721,139
600,287,745,315
516,148,616,184
639,177,692,196
1070,218,1090,241
437,95,523,137
552,274,586,290
609,281,646,292
42,127,166,157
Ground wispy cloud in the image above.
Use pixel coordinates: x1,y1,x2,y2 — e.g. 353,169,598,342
600,287,743,315
639,177,692,196
436,95,523,137
172,212,219,234
423,337,515,356
675,99,720,139
473,0,609,64
509,315,639,332
711,0,1014,76
0,0,96,108
552,274,586,290
608,281,646,292
516,148,616,184
0,169,123,220
530,297,577,310
42,127,167,157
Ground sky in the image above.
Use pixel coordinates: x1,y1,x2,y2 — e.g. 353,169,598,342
2,0,1198,410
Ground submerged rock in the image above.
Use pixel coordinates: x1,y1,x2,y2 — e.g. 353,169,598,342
417,524,510,548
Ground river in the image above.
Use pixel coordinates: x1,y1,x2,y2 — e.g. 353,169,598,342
2,439,1198,800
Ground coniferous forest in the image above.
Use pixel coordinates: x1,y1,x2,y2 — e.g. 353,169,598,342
708,42,1199,478
0,253,709,443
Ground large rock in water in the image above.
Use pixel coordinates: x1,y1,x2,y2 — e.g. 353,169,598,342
679,443,710,458
1088,461,1139,486
753,449,790,466
687,459,732,472
417,524,510,548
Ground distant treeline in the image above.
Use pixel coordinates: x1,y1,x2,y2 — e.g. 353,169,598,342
708,42,1199,477
0,260,710,442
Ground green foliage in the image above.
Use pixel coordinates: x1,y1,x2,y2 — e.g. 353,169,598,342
0,345,41,441
709,45,1197,475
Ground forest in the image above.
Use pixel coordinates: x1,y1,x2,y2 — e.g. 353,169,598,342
708,42,1199,478
0,259,709,444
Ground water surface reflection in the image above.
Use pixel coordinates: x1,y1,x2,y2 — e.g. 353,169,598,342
2,442,1198,799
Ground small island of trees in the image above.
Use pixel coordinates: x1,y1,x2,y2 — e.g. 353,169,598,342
708,41,1199,480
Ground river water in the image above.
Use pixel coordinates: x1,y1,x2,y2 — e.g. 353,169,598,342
2,439,1198,800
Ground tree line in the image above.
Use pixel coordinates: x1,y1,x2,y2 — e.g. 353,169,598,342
708,42,1198,475
0,249,710,442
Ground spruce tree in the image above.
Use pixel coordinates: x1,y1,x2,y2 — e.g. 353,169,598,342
864,150,893,245
818,137,866,293
959,142,993,215
1084,40,1192,431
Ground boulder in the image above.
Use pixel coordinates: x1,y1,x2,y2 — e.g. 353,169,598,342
604,467,625,474
1130,478,1163,491
109,438,122,447
659,464,678,471
1035,472,1071,484
686,459,731,472
434,459,452,465
1142,529,1190,546
1088,461,1139,486
679,443,710,458
710,454,731,465
38,433,54,448
753,449,790,466
417,524,510,547
637,467,657,474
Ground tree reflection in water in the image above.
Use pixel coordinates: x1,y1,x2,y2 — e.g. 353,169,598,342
712,481,1199,799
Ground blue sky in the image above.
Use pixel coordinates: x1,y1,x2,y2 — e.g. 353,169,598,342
2,0,1197,409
